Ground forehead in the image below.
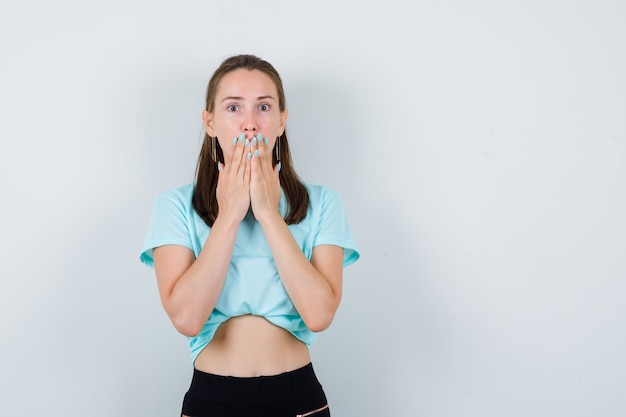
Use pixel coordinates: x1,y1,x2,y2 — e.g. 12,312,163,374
216,69,278,99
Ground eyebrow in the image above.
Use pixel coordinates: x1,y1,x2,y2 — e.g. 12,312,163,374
220,95,277,103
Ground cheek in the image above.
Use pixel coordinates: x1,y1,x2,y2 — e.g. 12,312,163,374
212,120,241,140
259,116,283,135
213,116,236,130
216,138,235,161
216,136,231,148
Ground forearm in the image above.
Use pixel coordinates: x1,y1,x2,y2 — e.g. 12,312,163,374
157,214,240,336
259,213,341,332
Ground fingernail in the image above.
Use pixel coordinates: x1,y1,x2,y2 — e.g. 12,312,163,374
218,161,222,171
264,137,268,145
257,133,262,142
277,162,282,172
232,137,237,146
239,133,245,143
247,152,252,160
245,139,250,147
254,149,259,157
252,137,257,146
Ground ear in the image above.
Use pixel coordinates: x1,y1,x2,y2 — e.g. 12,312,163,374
278,109,288,136
202,110,215,137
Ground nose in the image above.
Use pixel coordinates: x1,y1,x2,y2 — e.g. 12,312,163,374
242,112,258,136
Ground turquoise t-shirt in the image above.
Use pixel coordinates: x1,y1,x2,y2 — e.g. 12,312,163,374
140,182,359,364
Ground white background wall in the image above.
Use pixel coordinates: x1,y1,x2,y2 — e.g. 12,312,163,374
1,1,624,416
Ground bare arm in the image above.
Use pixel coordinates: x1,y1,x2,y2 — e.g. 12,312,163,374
153,214,240,337
249,137,344,332
259,213,344,332
153,136,251,337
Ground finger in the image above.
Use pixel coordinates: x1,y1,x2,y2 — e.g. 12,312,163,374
250,133,264,176
230,133,246,174
264,135,274,168
250,148,261,180
256,134,269,163
255,133,266,163
244,145,253,185
251,133,260,151
265,136,279,175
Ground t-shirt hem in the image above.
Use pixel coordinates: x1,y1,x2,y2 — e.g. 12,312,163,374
313,238,360,267
140,238,194,268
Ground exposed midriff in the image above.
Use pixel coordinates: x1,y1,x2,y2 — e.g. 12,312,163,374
193,314,311,377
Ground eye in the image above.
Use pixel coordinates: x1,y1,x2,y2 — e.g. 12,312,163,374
258,103,270,111
227,104,239,112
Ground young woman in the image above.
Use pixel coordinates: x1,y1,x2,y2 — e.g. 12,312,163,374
140,54,359,417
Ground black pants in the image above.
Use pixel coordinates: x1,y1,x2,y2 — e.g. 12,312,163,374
181,363,331,417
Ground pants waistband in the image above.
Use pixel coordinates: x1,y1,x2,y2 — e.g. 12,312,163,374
186,363,322,404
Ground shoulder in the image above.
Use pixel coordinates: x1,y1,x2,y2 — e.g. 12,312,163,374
158,182,195,198
303,182,340,204
149,183,197,221
301,182,348,220
140,183,197,267
154,183,195,206
304,183,347,215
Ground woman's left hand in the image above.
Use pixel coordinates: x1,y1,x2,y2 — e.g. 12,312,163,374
249,133,281,222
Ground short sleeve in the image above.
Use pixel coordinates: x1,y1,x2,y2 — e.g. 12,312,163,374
139,190,194,268
312,188,360,267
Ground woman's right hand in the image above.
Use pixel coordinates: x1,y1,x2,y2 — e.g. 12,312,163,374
154,134,252,337
216,133,251,222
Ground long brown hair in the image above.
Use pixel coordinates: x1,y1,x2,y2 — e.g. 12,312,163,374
192,54,309,227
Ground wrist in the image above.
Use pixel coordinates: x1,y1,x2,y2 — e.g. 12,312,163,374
214,210,245,230
255,209,284,228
